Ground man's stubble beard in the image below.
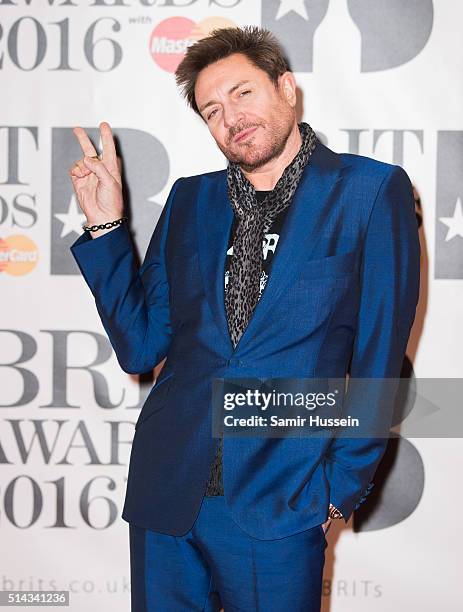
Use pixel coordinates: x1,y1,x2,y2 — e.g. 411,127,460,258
219,113,295,173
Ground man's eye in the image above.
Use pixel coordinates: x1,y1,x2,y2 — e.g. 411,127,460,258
207,109,218,120
240,90,251,96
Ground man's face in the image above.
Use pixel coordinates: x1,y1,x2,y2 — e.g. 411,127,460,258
194,53,297,172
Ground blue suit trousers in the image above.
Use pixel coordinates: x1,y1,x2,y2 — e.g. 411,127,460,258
129,495,327,611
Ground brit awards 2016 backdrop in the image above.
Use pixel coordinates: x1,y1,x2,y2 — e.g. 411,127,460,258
1,1,462,610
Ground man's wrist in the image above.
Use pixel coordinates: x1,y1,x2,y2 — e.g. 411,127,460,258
89,225,119,239
84,215,126,239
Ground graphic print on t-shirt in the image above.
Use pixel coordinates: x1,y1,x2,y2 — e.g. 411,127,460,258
224,190,290,301
225,232,280,299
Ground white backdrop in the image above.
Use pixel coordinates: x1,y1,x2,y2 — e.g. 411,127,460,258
1,1,462,610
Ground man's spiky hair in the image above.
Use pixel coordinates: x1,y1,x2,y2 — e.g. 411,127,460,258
175,25,290,116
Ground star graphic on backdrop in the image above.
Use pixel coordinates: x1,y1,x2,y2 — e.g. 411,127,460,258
275,0,309,21
439,197,463,241
54,194,87,238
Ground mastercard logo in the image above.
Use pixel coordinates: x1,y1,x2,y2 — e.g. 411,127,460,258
149,16,236,73
0,235,38,276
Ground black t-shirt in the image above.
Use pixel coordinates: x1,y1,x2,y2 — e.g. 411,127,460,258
224,190,291,300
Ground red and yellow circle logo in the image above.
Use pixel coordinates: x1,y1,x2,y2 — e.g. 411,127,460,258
149,16,236,73
0,235,38,276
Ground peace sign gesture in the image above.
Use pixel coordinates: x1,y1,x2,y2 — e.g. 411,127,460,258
69,122,124,234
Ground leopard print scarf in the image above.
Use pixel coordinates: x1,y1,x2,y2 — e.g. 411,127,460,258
225,121,317,348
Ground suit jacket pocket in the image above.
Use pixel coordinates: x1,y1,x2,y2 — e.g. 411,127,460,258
299,250,359,281
135,371,174,430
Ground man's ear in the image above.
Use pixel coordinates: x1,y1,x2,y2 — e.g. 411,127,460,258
278,71,297,108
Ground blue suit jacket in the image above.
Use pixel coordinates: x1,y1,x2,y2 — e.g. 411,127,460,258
70,139,420,539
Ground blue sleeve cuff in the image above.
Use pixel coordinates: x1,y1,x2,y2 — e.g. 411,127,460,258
70,223,133,292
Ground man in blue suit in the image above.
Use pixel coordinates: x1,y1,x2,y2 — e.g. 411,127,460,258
69,25,420,612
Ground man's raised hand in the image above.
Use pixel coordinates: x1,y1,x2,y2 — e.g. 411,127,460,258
69,122,124,236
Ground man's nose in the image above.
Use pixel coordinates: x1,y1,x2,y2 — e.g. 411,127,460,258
222,104,244,131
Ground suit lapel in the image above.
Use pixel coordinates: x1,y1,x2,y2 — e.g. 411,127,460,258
197,139,346,354
197,171,234,351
